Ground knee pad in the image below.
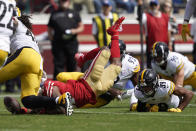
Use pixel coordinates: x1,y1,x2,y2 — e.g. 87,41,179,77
0,50,8,66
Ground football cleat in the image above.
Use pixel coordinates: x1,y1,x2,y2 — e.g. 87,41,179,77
107,16,125,36
58,92,73,116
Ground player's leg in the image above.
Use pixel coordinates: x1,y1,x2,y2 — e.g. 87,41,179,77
184,71,196,89
0,37,10,66
83,48,121,96
20,72,73,115
100,64,121,94
0,49,27,83
0,50,8,66
0,48,42,83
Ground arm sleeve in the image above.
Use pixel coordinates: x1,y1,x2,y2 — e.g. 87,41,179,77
184,0,196,21
168,56,184,74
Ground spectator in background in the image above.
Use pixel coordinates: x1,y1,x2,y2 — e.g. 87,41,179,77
16,0,27,12
114,0,136,13
137,0,172,68
92,0,118,47
191,18,196,64
181,0,196,42
161,1,178,51
71,0,95,14
48,0,84,80
94,0,116,13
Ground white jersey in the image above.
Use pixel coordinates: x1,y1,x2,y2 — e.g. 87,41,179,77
152,52,195,80
10,19,40,55
132,79,179,108
113,54,140,90
0,0,16,36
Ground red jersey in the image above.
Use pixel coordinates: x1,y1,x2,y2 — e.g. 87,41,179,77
146,12,169,51
43,79,97,108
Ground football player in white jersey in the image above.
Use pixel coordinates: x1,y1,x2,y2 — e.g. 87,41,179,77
151,42,196,92
0,0,16,66
181,0,196,41
130,69,193,112
0,13,74,116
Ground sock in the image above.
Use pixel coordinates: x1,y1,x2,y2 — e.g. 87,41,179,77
83,47,101,63
110,35,120,58
22,95,56,109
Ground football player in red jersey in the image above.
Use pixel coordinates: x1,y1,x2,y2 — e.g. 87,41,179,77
4,17,125,114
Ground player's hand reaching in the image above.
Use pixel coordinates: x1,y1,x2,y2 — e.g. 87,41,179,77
181,23,191,42
107,16,125,36
167,108,182,112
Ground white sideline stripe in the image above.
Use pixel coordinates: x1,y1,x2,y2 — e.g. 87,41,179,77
74,110,196,117
40,43,193,53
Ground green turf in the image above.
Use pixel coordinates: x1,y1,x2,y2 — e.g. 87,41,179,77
0,93,196,131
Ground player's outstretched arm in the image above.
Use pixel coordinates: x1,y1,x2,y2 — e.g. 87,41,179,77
172,86,194,111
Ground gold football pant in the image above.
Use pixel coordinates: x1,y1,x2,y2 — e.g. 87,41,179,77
0,49,8,66
0,48,43,98
83,48,121,96
184,71,196,89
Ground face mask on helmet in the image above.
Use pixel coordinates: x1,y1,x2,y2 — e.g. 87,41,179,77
138,69,158,97
152,42,169,66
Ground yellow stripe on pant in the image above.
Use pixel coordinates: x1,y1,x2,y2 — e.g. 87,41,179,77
0,48,43,98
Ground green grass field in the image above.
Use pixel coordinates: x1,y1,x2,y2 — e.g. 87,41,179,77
0,93,196,131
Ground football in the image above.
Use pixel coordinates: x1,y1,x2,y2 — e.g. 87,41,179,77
4,96,21,114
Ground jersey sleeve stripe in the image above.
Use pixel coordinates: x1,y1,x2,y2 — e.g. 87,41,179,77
176,61,184,73
168,82,175,95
